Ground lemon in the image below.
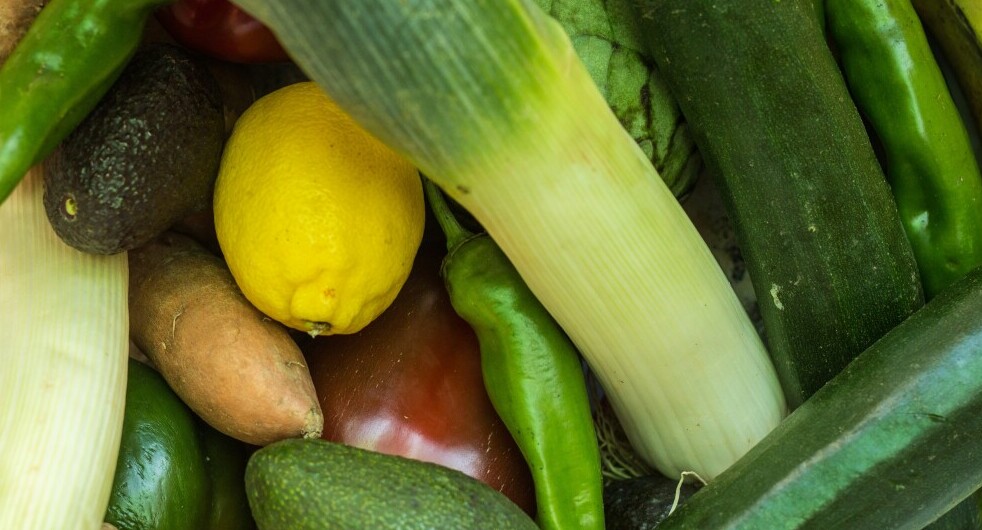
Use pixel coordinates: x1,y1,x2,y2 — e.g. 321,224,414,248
214,82,424,336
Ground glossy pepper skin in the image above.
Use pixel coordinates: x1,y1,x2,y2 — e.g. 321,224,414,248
0,0,172,205
826,0,982,299
424,180,604,530
105,359,255,530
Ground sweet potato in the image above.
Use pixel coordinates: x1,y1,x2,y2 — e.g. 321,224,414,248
0,0,45,65
128,231,323,446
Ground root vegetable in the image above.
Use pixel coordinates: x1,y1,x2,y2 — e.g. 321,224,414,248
128,231,323,446
0,0,45,64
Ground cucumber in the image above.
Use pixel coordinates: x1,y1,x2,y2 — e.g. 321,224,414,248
659,266,982,529
641,0,924,407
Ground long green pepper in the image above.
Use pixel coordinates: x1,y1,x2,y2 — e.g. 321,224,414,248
0,0,172,205
423,179,604,530
826,0,982,299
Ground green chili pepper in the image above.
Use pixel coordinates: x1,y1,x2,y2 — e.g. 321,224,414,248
423,179,605,530
0,0,172,205
826,0,982,299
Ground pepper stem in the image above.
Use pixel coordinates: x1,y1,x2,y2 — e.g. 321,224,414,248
422,176,473,251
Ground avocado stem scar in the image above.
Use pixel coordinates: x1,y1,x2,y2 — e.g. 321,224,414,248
63,195,77,219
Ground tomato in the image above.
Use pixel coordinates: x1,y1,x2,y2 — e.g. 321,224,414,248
302,241,536,516
156,0,289,64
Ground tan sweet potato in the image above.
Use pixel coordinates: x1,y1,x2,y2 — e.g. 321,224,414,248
128,231,323,445
0,0,45,65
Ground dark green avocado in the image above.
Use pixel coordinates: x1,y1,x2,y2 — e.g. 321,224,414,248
44,43,224,254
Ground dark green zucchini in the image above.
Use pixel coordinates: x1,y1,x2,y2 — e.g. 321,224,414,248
925,495,981,530
640,0,923,408
658,266,982,529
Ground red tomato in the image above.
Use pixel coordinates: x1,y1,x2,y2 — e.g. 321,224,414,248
156,0,289,64
302,242,536,515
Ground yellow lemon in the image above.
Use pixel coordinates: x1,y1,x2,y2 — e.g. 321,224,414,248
214,82,424,336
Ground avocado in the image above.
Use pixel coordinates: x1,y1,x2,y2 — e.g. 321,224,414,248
44,43,224,254
246,438,538,530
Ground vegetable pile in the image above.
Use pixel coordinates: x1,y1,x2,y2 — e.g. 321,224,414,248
1,0,981,529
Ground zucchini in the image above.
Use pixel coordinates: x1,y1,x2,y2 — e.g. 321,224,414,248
641,0,924,408
925,496,981,530
659,266,982,529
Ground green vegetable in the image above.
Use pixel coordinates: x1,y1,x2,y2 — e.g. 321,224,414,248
105,359,255,530
640,0,924,408
0,0,171,206
424,179,604,530
0,166,128,530
826,0,982,299
529,0,700,197
924,496,981,530
44,43,225,254
107,359,207,529
199,425,256,530
234,0,786,481
658,264,982,529
245,438,538,529
827,3,982,517
910,0,982,148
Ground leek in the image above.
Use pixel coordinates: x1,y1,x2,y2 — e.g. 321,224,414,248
234,0,787,479
0,168,128,529
530,0,702,197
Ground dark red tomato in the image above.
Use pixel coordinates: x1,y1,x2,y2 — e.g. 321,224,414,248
156,0,289,64
303,242,536,516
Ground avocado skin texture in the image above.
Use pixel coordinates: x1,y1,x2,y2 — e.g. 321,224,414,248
246,438,538,530
44,43,224,255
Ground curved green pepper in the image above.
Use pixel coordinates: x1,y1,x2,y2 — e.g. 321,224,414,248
826,0,982,299
0,0,173,206
423,179,604,530
105,359,254,530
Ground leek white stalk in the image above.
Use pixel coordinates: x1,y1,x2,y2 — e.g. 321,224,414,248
236,0,787,479
0,168,128,529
